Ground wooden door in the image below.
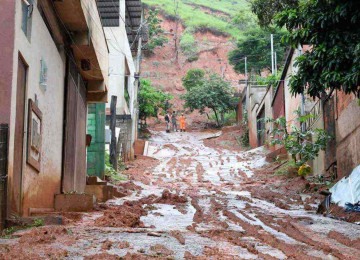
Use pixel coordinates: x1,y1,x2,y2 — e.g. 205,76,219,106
62,60,87,193
12,57,27,215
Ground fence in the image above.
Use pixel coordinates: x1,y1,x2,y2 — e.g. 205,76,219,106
0,124,9,230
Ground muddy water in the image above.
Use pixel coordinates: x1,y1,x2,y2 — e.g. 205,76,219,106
3,130,360,259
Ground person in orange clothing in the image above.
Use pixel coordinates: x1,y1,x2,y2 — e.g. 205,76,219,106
179,113,186,132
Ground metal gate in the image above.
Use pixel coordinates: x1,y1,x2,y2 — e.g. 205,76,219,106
0,124,9,230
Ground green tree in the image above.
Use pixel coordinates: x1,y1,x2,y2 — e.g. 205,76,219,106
228,28,287,74
232,10,257,30
139,79,172,123
145,9,168,53
251,0,360,98
181,68,205,91
250,0,299,28
182,74,235,126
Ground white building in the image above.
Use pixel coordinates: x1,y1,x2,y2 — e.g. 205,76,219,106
97,0,144,161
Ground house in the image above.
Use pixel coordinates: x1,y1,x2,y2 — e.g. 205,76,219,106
0,0,108,223
97,0,145,164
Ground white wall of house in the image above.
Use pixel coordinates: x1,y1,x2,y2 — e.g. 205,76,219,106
104,0,138,158
8,0,66,216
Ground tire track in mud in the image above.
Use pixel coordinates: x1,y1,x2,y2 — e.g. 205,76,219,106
149,132,360,259
2,131,360,259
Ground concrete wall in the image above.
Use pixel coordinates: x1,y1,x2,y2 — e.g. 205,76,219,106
284,50,301,131
336,95,360,178
7,1,66,216
310,109,325,175
0,0,16,124
258,86,274,149
248,86,267,148
81,0,109,87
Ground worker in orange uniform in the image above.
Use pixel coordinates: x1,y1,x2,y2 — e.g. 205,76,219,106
179,113,186,132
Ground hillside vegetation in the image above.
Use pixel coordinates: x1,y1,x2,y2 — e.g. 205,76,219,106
143,0,255,39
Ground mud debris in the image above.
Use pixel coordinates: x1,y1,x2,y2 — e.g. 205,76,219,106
1,129,360,259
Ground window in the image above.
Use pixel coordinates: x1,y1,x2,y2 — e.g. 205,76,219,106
21,0,33,39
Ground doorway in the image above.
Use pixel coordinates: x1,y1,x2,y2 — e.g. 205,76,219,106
12,56,27,215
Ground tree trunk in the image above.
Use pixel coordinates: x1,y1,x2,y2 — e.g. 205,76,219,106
220,112,225,125
213,108,221,127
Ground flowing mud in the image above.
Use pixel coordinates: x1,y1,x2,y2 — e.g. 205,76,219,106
1,130,360,259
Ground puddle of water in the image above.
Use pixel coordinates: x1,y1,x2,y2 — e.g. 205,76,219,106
141,203,195,231
197,197,212,215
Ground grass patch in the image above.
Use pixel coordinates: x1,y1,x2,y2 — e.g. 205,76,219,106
1,218,45,239
143,0,251,39
180,29,199,61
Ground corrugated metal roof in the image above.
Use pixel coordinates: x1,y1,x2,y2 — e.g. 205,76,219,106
96,0,147,49
97,0,120,27
126,0,146,49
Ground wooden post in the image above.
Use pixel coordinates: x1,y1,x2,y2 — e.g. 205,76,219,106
110,96,117,170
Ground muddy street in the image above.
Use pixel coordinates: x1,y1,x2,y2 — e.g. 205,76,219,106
1,130,360,259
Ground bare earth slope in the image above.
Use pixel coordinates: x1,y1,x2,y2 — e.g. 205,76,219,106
142,14,244,128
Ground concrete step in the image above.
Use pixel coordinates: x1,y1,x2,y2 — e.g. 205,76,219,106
54,194,95,212
87,176,107,185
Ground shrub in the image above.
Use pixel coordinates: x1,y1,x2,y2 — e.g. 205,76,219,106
263,111,332,173
180,30,199,60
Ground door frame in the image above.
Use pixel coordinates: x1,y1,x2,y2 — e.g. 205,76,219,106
12,53,28,216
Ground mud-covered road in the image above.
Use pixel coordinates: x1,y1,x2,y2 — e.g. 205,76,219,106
1,130,360,259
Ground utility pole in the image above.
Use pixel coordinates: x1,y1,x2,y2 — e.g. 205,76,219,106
271,34,274,74
245,56,248,87
110,95,117,170
133,9,144,147
274,52,277,76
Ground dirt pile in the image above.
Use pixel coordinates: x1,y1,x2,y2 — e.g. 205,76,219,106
156,189,187,204
203,126,244,152
0,226,71,259
95,201,146,228
150,244,174,257
117,181,142,195
328,204,360,223
18,226,69,244
95,189,188,228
